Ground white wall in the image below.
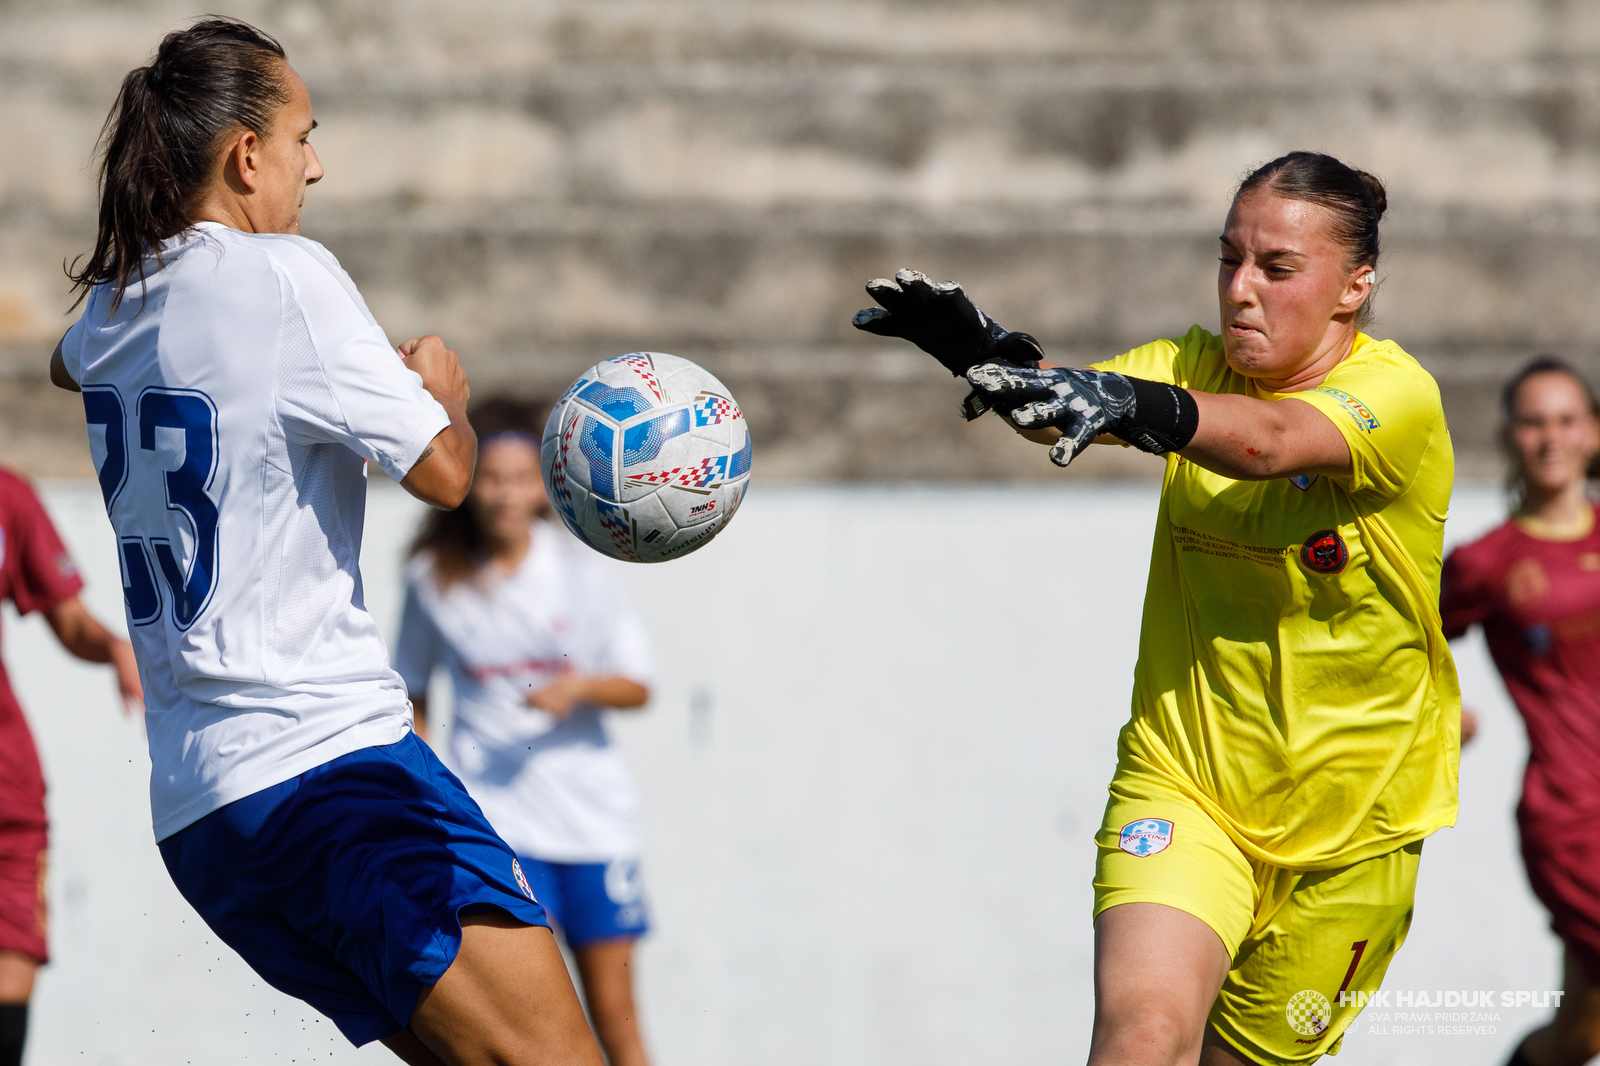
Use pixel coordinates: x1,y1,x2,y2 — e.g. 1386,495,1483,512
12,481,1552,1065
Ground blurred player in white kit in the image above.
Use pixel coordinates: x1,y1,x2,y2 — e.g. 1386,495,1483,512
53,17,604,1065
397,396,656,1066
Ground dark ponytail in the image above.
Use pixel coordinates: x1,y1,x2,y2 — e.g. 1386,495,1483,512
68,18,289,311
1235,151,1388,323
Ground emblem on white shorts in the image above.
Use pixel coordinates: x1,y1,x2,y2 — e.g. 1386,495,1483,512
1118,818,1173,857
1286,989,1331,1036
511,858,538,904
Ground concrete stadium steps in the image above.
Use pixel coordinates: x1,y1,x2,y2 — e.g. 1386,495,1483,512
11,1,1600,68
4,0,1600,478
16,52,1600,217
8,203,1600,480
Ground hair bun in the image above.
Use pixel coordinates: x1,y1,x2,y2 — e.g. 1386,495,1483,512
1357,170,1388,219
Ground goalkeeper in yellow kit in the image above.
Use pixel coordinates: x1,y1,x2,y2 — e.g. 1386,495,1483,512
854,151,1458,1066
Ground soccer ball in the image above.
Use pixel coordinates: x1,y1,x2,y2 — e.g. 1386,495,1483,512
542,353,752,563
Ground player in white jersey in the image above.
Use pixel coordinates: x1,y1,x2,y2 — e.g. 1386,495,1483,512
395,397,656,1066
52,19,603,1065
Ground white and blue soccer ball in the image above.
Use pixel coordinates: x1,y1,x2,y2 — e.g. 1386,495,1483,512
542,352,752,563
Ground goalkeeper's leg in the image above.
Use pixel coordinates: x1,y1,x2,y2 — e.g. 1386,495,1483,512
1090,902,1239,1065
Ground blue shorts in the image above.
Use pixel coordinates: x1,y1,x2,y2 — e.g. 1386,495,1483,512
518,855,649,948
158,732,549,1047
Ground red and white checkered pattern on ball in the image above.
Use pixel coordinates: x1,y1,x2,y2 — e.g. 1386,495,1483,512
693,392,742,426
625,456,730,491
617,354,665,402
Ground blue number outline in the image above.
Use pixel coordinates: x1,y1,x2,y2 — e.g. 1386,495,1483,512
137,387,220,631
83,387,165,625
82,385,222,629
81,386,128,509
119,536,163,626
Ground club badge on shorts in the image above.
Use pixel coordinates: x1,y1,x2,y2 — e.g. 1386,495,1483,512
1118,818,1174,857
511,858,538,904
1286,989,1332,1036
1300,528,1349,575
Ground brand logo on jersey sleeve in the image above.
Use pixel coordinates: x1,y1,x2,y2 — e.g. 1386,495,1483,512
1314,386,1380,432
1118,819,1174,857
1300,529,1349,575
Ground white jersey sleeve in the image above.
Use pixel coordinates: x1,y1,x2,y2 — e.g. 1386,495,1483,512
263,236,450,482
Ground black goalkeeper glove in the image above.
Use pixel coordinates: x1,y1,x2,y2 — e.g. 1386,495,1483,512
852,268,1044,420
964,363,1199,468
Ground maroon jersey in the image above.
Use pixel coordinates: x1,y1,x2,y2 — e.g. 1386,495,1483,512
1441,508,1600,839
0,470,84,832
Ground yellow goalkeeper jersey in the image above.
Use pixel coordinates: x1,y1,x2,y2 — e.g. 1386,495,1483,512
1092,326,1460,870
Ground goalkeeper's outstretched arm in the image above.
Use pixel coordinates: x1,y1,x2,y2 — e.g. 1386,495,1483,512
853,266,1355,479
988,373,1351,481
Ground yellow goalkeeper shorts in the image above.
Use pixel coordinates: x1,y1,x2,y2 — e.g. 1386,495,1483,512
1093,771,1422,1065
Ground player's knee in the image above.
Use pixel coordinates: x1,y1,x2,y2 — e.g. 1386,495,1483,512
1090,1001,1204,1066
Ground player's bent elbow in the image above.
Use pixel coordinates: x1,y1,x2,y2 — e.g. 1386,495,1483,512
401,431,475,509
1244,453,1298,481
421,476,471,511
402,459,472,510
1192,450,1285,482
432,469,472,511
1233,427,1320,481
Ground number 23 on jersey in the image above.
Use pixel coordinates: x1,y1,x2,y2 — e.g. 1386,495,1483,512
83,385,219,630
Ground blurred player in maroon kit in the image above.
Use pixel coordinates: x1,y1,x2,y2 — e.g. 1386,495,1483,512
0,467,141,1066
1442,358,1600,1066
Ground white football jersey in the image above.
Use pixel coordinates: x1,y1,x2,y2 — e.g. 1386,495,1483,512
394,519,652,862
60,222,450,840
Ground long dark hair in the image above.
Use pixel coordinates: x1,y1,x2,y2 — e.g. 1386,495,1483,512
68,18,289,312
1235,151,1388,324
409,396,554,588
1500,356,1600,502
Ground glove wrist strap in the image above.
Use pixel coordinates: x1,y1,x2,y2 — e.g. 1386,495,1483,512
1113,377,1199,455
